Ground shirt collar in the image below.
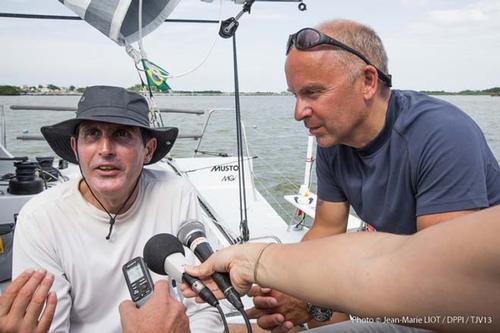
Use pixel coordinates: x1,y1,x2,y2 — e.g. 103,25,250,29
355,90,399,157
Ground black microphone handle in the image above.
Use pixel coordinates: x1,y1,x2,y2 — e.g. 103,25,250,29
182,273,219,307
212,272,244,310
192,242,244,310
211,272,233,294
191,240,215,260
193,243,234,292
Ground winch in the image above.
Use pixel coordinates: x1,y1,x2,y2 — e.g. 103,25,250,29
8,160,44,195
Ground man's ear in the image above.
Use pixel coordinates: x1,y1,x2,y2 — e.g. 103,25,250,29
70,136,79,162
362,65,378,99
144,138,157,164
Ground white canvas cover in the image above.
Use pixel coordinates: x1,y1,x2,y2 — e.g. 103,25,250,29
58,0,181,45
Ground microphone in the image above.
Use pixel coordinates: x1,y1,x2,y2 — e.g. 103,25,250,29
177,220,244,310
143,233,219,307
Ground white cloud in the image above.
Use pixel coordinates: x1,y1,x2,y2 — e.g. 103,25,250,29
383,0,500,91
429,8,486,23
399,0,430,8
419,0,500,30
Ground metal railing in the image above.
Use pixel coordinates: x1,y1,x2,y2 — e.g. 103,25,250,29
193,108,258,199
9,105,206,115
194,108,235,155
2,104,206,143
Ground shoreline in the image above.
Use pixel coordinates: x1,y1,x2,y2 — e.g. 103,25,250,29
1,92,499,97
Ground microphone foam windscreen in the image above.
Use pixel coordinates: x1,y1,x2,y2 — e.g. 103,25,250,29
143,233,185,275
177,219,206,244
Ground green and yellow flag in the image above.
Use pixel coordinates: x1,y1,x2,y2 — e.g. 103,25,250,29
142,59,172,92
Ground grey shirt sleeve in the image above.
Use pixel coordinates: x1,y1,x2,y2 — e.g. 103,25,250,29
412,111,491,215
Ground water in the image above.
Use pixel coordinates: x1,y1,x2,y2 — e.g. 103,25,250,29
1,94,500,220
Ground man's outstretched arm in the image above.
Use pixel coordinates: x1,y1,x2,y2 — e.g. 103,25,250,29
247,200,349,332
186,206,500,332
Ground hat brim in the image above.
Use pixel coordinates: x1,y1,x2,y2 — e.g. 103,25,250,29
40,117,178,165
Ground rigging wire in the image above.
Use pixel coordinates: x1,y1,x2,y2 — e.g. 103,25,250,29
126,0,224,130
138,0,145,58
166,0,224,79
252,176,295,221
256,155,302,191
231,34,249,243
132,0,166,128
126,0,224,80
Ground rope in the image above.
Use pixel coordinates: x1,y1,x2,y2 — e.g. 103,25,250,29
124,0,223,80
231,34,250,243
165,0,224,79
138,0,146,59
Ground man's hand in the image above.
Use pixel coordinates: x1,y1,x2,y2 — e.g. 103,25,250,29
0,269,57,333
119,280,190,333
246,286,309,333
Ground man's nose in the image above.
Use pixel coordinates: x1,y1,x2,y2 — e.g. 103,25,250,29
98,136,114,156
294,98,312,121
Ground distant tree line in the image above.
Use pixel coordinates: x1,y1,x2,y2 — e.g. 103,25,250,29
0,85,21,95
0,84,86,95
3,84,499,96
421,87,500,96
1,84,283,96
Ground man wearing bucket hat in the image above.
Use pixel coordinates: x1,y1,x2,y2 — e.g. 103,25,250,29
10,86,222,333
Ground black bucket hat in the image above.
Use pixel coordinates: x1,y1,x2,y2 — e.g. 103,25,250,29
41,85,178,165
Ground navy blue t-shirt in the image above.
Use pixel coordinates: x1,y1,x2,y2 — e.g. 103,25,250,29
316,90,500,234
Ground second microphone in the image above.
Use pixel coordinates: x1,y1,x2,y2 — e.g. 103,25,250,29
177,219,244,310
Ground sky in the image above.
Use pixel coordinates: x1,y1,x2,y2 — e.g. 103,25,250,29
1,0,500,92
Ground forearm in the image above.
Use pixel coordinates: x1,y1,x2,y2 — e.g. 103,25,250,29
302,222,345,241
302,200,349,241
256,209,500,323
189,207,500,331
257,232,404,311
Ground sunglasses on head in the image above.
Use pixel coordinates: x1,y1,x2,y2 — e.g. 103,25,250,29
287,28,392,87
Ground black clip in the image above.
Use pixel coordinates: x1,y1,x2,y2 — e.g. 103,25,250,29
219,0,256,38
219,17,239,39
